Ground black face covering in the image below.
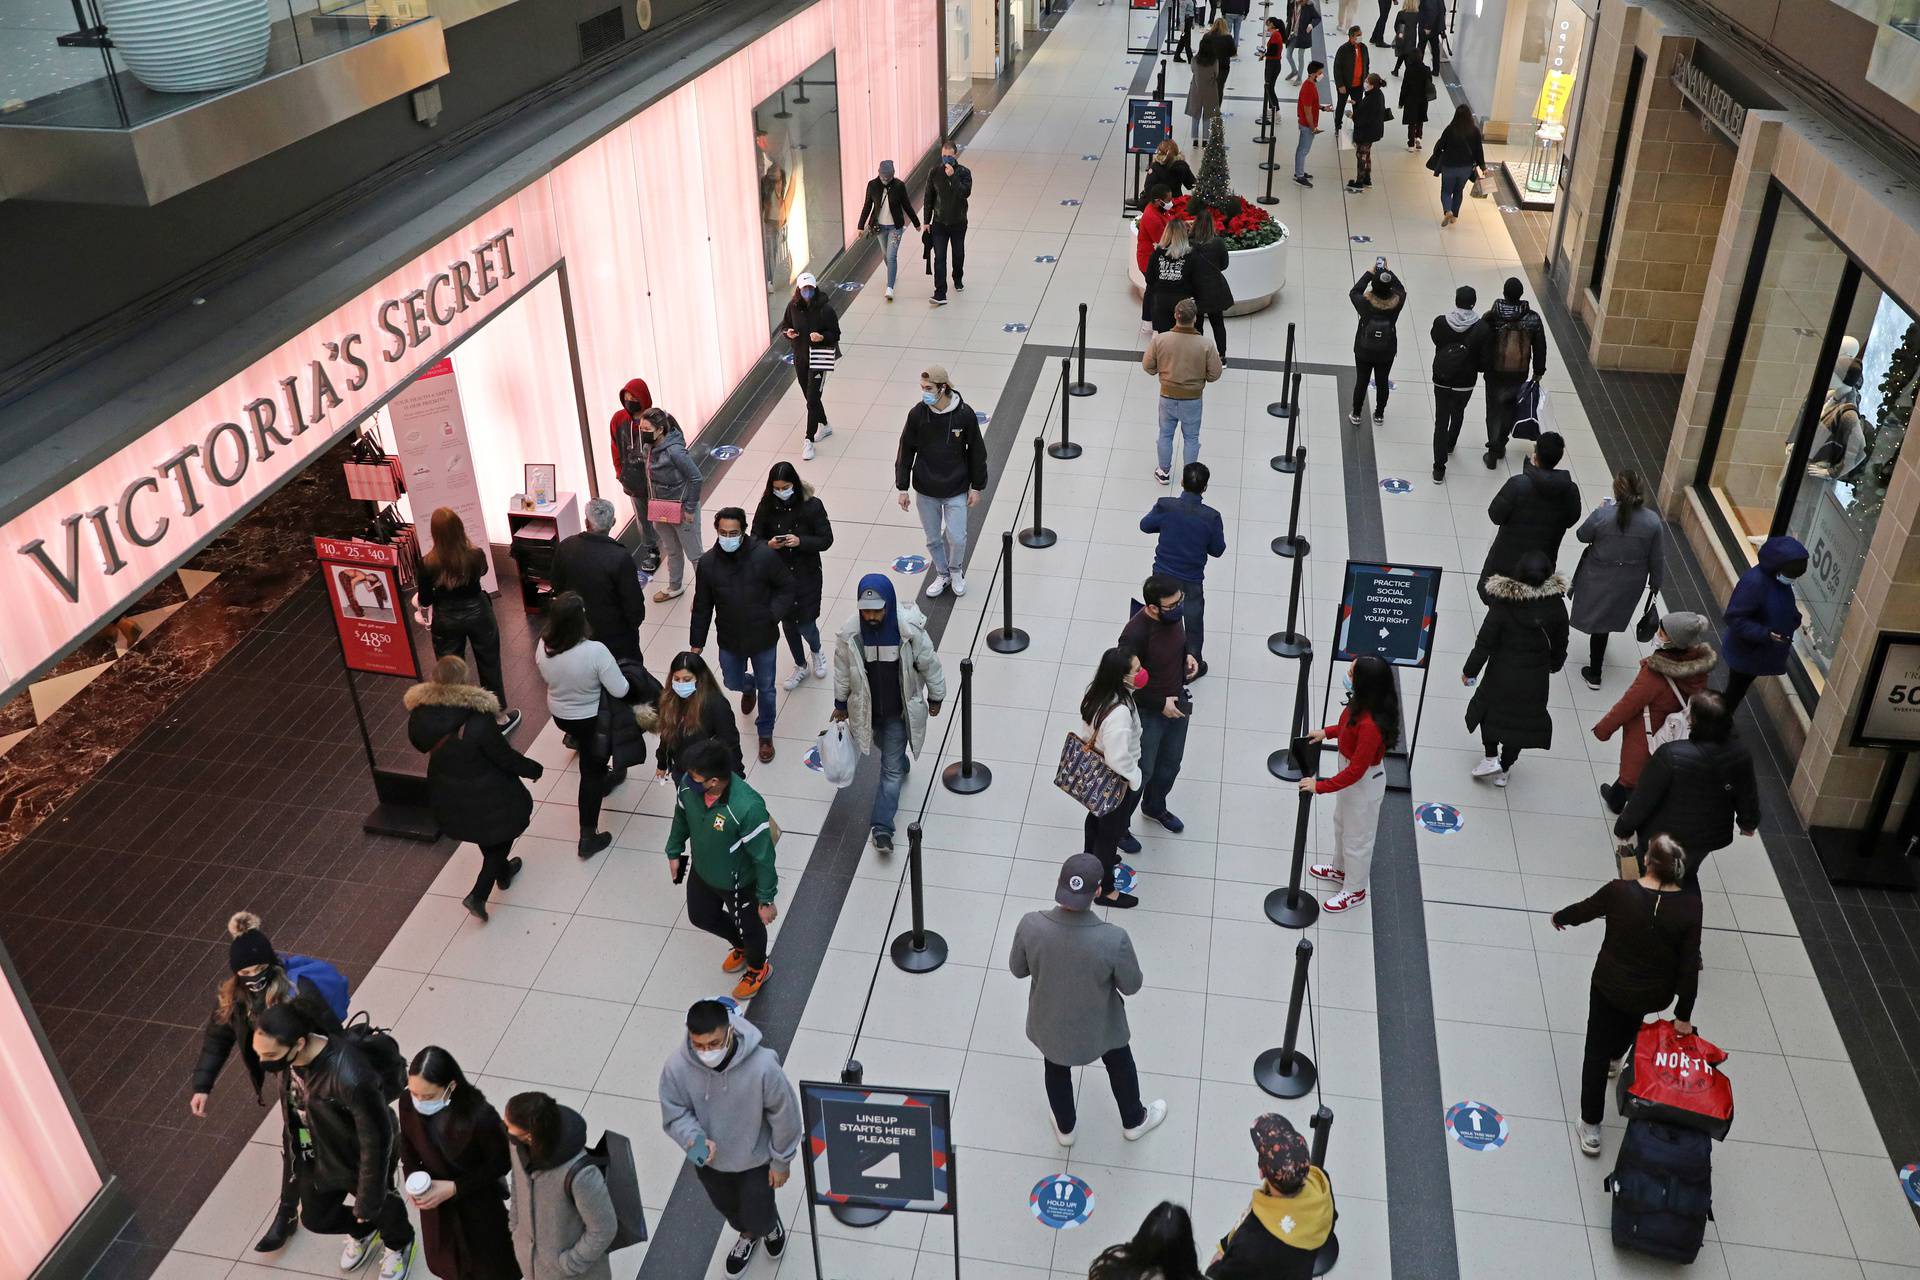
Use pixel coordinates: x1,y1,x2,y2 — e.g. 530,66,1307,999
242,969,274,994
259,1050,294,1073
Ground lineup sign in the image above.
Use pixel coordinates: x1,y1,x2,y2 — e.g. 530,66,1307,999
1126,98,1174,154
1332,561,1443,668
799,1082,954,1214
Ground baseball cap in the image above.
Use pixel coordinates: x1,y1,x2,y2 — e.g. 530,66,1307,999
1055,853,1104,909
857,587,889,609
922,363,951,386
797,272,818,289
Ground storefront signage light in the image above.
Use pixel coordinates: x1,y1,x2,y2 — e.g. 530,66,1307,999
1669,55,1747,143
15,230,519,605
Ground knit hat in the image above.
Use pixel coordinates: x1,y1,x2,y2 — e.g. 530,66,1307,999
1251,1113,1311,1191
227,911,276,973
879,160,896,179
1370,271,1396,296
1659,611,1709,650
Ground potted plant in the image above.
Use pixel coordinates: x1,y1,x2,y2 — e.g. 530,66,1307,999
100,0,273,96
1131,114,1290,312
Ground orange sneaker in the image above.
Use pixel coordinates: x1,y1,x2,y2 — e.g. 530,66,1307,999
721,948,747,973
732,961,773,1000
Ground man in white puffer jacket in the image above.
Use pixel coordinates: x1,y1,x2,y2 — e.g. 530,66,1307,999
831,573,946,854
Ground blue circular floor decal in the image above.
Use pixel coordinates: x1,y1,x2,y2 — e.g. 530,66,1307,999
803,744,823,772
1415,803,1463,834
780,352,795,365
1350,234,1373,244
1902,1163,1920,1208
1004,322,1030,333
709,444,744,461
1029,1174,1095,1230
892,554,929,574
1445,1101,1509,1152
1114,864,1139,894
1035,254,1059,263
1061,198,1083,206
836,281,862,292
976,410,990,425
1380,477,1414,495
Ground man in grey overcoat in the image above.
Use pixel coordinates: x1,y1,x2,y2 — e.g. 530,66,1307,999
1008,853,1169,1145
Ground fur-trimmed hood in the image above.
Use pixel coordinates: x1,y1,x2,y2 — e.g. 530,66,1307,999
1484,572,1569,601
403,681,501,714
1646,644,1717,681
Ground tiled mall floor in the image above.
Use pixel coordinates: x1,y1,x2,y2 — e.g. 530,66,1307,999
154,3,1920,1279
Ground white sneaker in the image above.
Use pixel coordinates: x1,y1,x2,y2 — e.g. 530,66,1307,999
1577,1122,1603,1156
782,668,808,691
1322,888,1368,912
340,1234,378,1272
925,574,950,597
1123,1099,1168,1141
1470,756,1503,779
378,1242,414,1280
949,571,967,597
1607,1056,1624,1079
1493,768,1509,788
812,648,828,679
818,425,834,441
886,286,895,301
802,440,816,461
1051,1114,1076,1147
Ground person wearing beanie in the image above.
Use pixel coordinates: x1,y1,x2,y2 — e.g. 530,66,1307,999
780,272,841,459
1207,1113,1336,1278
1592,611,1716,814
1569,467,1666,689
1429,284,1483,483
1348,261,1406,425
831,573,945,855
857,159,920,303
1476,275,1548,467
190,912,347,1254
609,378,662,572
895,365,986,598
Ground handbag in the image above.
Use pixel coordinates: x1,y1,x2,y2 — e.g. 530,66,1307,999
809,346,838,373
1471,173,1491,199
1054,721,1130,817
1510,378,1542,440
646,498,684,524
1634,591,1661,644
1617,1019,1735,1140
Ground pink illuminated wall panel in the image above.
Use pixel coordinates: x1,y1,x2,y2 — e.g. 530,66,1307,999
0,968,100,1280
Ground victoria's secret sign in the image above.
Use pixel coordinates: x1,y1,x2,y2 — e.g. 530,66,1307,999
17,229,521,604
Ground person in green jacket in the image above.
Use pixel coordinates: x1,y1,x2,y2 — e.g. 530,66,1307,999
666,739,780,1000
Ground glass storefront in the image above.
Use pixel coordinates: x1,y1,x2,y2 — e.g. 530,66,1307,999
946,0,975,133
754,51,844,330
1698,184,1919,687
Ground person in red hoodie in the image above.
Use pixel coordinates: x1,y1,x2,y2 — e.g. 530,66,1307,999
1293,60,1324,187
1135,185,1175,326
610,378,662,572
1303,654,1398,912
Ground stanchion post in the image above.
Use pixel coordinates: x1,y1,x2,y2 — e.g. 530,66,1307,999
1051,357,1083,459
1309,1105,1340,1275
1257,128,1281,205
890,823,950,973
1269,649,1313,781
1253,938,1319,1097
1267,324,1297,421
986,533,1031,653
1156,61,1166,101
1265,786,1321,928
1272,446,1311,558
1268,550,1312,658
1069,303,1097,397
1019,437,1058,549
942,658,994,794
828,1059,892,1228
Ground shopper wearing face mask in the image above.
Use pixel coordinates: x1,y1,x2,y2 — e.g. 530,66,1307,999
253,1003,415,1280
1118,576,1200,834
608,378,662,573
895,365,987,599
655,651,744,785
751,462,835,692
1136,184,1175,282
1079,646,1146,908
397,1046,517,1280
831,574,946,855
1304,656,1399,913
189,911,348,1254
660,1001,802,1276
666,739,782,999
1720,535,1808,712
689,507,795,763
924,138,971,305
503,1092,617,1280
637,404,706,603
779,272,841,459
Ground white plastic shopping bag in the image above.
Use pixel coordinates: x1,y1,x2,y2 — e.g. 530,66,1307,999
818,721,858,788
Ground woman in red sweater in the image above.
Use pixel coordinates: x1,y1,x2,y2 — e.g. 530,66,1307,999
1304,655,1397,912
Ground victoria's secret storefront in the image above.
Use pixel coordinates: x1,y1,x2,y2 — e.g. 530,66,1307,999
0,1,938,1273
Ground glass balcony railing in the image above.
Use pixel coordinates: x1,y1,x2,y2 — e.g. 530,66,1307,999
0,0,433,131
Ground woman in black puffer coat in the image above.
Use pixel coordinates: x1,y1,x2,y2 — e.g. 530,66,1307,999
1188,207,1236,360
1463,550,1568,785
1615,691,1761,893
751,461,836,691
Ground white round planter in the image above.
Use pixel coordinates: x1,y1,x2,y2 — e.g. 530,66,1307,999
101,0,273,96
1128,218,1289,316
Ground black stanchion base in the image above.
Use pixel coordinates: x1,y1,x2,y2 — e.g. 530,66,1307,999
891,930,950,973
1257,193,1281,206
1048,441,1085,460
986,628,1030,654
1068,381,1098,398
830,1203,890,1228
1267,400,1297,420
1268,748,1304,782
1270,453,1299,474
1271,534,1311,559
1269,630,1313,659
1265,885,1320,929
1253,130,1275,145
942,760,994,794
1019,527,1058,549
1313,1233,1340,1276
1253,1046,1318,1099
1258,159,1282,172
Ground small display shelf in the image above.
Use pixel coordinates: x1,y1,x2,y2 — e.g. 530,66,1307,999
506,492,580,612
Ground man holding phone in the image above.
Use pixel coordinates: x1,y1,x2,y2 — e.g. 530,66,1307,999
923,138,972,305
665,739,781,1000
1119,575,1200,835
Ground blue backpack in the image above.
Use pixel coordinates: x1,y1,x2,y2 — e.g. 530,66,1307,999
282,953,350,1023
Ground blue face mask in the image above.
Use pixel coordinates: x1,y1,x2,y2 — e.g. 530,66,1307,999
1775,573,1795,585
1157,602,1183,623
1342,671,1354,693
800,288,815,301
672,679,697,698
717,534,743,553
921,389,939,406
772,487,794,502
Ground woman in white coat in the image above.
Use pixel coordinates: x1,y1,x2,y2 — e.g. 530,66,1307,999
1080,646,1146,909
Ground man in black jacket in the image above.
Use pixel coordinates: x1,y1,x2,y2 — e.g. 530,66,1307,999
858,159,921,303
895,364,987,599
253,1003,413,1278
1477,276,1549,466
552,497,648,664
1331,27,1369,131
1430,285,1483,483
689,507,795,763
1479,430,1581,601
923,139,971,305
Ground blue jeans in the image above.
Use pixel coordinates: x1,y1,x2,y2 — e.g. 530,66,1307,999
915,491,970,578
1156,396,1203,472
1286,45,1306,77
877,225,904,289
870,716,910,835
1138,709,1190,815
1441,166,1474,216
1227,14,1243,42
1294,125,1315,179
718,644,778,738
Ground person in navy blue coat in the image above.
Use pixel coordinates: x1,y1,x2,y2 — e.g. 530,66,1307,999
1140,462,1228,675
1720,534,1807,711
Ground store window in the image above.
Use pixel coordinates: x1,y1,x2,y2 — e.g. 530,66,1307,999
946,0,975,134
754,52,844,332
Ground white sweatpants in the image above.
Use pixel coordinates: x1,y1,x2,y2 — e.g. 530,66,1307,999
1330,764,1388,893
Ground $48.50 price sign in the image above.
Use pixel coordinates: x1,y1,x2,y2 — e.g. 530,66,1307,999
315,538,419,678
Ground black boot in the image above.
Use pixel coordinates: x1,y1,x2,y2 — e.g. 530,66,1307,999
255,1204,298,1253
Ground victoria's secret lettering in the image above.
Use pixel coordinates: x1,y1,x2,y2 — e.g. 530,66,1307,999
18,230,518,604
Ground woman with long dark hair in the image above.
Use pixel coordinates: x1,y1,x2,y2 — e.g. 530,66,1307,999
1089,1201,1205,1280
655,651,744,784
779,273,841,460
1304,654,1399,913
418,507,518,733
503,1092,617,1280
1570,467,1665,689
1430,103,1486,225
1079,645,1146,909
751,462,835,691
399,1046,518,1280
1189,208,1234,361
534,591,629,859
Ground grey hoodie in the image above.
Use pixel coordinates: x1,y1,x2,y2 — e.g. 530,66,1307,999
643,409,705,505
658,1013,803,1174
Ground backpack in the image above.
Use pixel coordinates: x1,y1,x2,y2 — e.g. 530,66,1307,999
1489,319,1532,375
340,1011,407,1104
564,1130,649,1251
1643,674,1691,753
1605,1118,1712,1263
282,954,350,1023
1356,313,1397,358
1432,333,1476,386
615,416,649,490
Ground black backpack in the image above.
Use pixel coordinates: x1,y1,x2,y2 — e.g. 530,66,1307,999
1356,313,1397,359
1432,334,1476,385
615,416,649,491
340,1011,407,1105
564,1130,649,1251
1605,1118,1712,1263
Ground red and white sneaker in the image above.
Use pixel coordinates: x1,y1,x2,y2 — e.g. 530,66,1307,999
1322,888,1368,913
1308,864,1345,883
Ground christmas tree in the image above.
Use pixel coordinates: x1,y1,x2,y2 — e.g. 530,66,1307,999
1193,111,1234,218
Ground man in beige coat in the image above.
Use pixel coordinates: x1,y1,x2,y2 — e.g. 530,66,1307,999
1142,297,1223,484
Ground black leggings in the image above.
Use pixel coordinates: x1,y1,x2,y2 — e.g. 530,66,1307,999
1589,632,1608,672
1722,669,1758,711
1084,789,1142,896
554,714,622,835
687,870,768,969
795,367,828,440
1481,731,1520,771
472,840,517,903
1205,311,1227,359
1353,356,1393,415
296,1171,413,1251
1580,985,1648,1125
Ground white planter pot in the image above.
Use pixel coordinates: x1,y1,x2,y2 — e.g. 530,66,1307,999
1128,219,1290,316
101,0,273,96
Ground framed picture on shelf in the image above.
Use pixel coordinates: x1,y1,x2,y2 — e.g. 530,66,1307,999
524,463,557,506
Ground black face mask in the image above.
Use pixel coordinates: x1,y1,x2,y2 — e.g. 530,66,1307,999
260,1052,294,1073
241,970,274,994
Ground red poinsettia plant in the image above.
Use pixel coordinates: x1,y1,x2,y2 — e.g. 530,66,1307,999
1166,194,1286,251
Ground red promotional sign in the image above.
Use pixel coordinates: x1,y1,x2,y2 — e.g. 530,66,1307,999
315,538,418,678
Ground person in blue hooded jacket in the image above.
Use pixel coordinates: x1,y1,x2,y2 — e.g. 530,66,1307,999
1720,535,1807,711
831,573,946,855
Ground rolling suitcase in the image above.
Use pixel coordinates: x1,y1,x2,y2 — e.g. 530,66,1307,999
1604,1118,1712,1263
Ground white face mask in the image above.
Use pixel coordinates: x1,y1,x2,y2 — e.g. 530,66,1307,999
413,1094,451,1117
693,1035,729,1068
